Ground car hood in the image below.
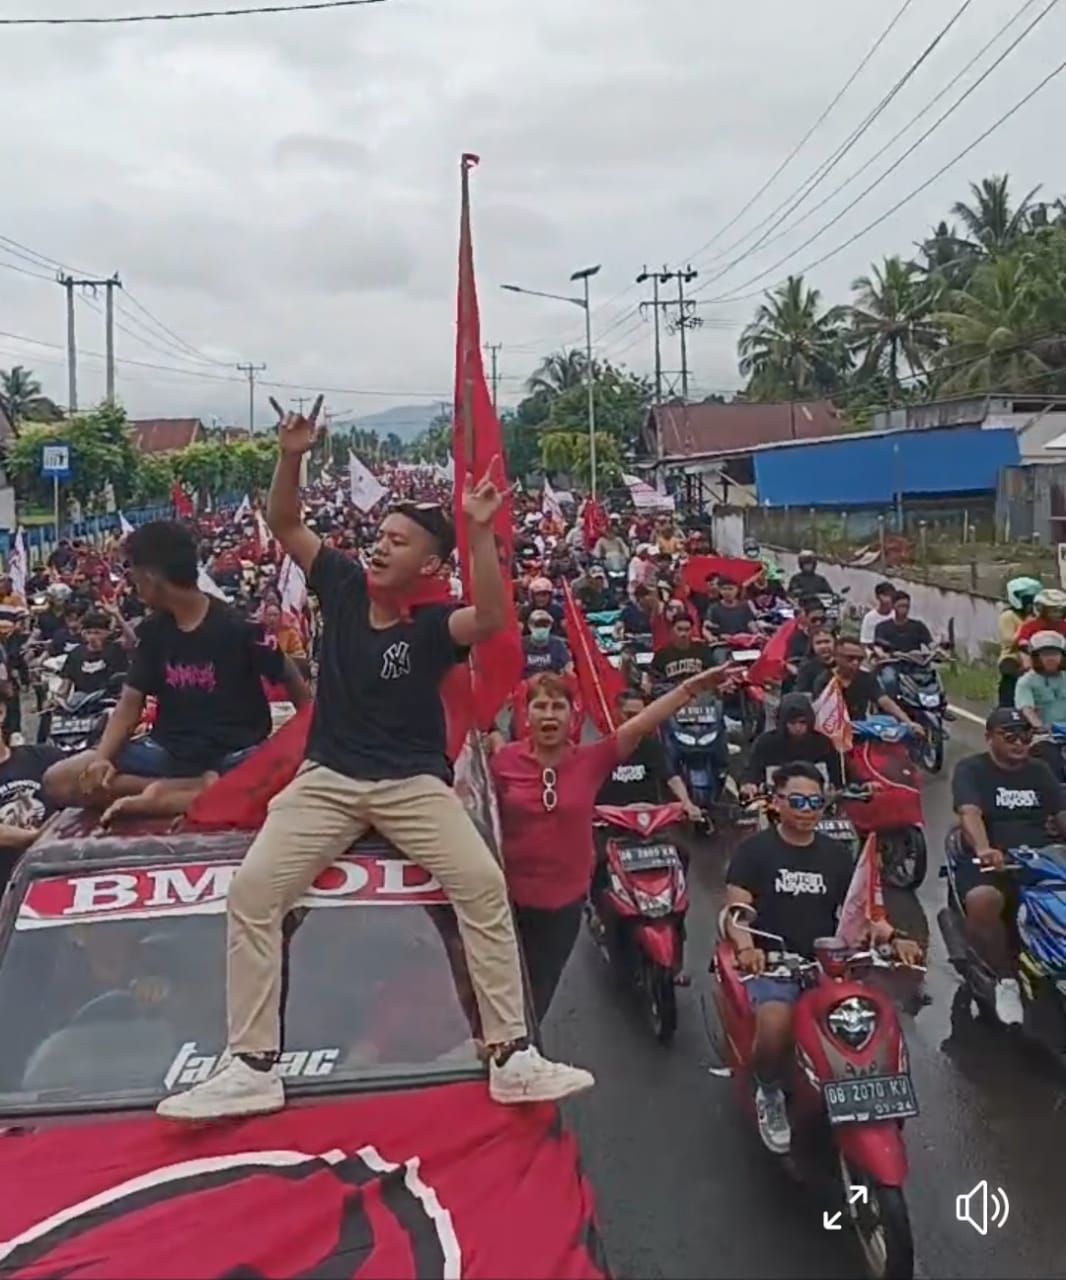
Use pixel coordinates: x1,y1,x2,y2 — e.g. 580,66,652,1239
0,1082,608,1279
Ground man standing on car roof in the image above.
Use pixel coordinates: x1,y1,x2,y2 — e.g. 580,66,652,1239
157,399,593,1122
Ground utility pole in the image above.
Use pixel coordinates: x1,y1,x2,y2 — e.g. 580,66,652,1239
483,342,501,415
236,362,267,431
636,266,671,402
57,272,121,411
659,266,701,401
292,395,309,414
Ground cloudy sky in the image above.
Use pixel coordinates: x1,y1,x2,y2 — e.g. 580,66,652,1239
1,0,1063,431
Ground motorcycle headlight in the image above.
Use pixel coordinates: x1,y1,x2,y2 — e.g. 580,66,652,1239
675,731,696,746
697,733,717,746
827,996,879,1050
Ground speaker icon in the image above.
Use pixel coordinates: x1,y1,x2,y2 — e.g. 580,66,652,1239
956,1180,1010,1236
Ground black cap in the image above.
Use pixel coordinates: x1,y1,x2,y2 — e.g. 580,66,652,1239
985,707,1030,734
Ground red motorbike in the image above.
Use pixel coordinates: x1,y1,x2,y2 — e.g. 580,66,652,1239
587,801,689,1043
712,907,919,1280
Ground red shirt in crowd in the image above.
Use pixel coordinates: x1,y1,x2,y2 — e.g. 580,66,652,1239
1016,616,1066,645
490,735,620,909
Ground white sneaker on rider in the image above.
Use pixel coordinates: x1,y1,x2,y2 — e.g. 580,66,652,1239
489,1045,595,1104
994,978,1024,1026
156,1054,284,1121
754,1083,791,1155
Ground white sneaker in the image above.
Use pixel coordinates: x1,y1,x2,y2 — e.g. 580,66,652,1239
755,1083,791,1155
489,1045,595,1104
156,1055,284,1121
994,978,1025,1026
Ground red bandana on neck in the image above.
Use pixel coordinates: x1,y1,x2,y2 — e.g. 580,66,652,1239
366,574,454,620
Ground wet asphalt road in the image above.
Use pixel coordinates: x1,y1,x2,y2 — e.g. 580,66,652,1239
545,718,1066,1280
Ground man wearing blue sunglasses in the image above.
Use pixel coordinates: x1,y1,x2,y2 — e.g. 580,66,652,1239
724,762,919,1154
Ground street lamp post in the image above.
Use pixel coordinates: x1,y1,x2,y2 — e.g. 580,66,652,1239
501,262,602,498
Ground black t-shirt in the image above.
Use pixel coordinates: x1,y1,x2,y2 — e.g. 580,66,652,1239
35,610,64,642
952,751,1063,851
120,594,148,622
650,642,715,684
787,628,813,663
794,657,832,695
61,642,127,694
0,744,64,829
727,828,853,957
307,547,467,783
46,626,81,657
788,571,832,597
705,602,755,636
874,617,932,653
813,667,885,719
742,729,845,788
620,601,654,635
596,736,671,806
125,598,283,765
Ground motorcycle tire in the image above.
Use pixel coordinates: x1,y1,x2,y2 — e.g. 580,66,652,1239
918,724,944,774
880,828,928,891
643,957,677,1045
851,1179,914,1280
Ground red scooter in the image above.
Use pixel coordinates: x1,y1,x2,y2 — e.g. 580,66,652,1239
712,906,919,1280
587,801,689,1043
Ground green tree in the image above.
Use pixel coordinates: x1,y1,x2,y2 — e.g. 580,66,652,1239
6,403,140,509
132,453,175,505
0,366,63,429
849,256,943,402
539,430,622,488
951,174,1041,258
526,348,589,396
739,275,850,400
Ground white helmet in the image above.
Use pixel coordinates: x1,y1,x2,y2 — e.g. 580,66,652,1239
1035,588,1066,612
1030,630,1066,653
46,583,71,603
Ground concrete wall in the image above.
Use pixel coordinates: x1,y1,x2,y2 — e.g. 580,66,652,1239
771,548,1000,662
712,510,746,556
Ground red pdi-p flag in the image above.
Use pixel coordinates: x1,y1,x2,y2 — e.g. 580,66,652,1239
452,154,523,731
746,617,799,689
681,555,762,595
563,581,625,734
0,1083,609,1279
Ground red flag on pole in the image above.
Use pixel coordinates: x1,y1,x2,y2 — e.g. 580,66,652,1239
746,617,799,688
170,481,194,519
452,154,523,732
836,832,887,946
562,581,625,734
681,554,762,595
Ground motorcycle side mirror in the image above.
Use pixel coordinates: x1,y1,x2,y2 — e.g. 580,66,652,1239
718,902,757,938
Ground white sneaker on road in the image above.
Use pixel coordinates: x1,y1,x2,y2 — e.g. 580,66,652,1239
489,1046,595,1104
157,1055,284,1121
994,978,1024,1026
755,1083,791,1155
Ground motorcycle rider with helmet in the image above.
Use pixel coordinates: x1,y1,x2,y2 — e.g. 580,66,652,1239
520,576,564,635
1013,630,1066,778
950,707,1066,1024
725,762,920,1153
1015,587,1066,650
998,577,1042,706
786,551,832,600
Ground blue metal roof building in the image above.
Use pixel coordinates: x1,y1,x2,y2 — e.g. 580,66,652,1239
752,424,1020,508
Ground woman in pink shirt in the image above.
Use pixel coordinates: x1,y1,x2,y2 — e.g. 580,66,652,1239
489,666,726,1023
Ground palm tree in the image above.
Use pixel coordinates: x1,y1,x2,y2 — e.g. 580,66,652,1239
526,348,589,396
0,365,54,429
916,220,977,292
738,275,850,402
932,255,1051,393
849,256,944,402
951,174,1042,257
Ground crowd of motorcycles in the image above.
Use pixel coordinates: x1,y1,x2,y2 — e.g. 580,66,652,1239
558,555,1057,1280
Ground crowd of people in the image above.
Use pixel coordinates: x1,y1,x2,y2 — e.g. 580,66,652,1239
1,400,1064,1157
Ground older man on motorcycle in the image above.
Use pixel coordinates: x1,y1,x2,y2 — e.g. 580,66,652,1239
950,707,1066,1025
725,762,920,1153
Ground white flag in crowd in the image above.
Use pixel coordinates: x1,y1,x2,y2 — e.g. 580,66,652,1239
254,510,272,558
118,511,135,537
234,494,252,524
622,472,674,512
197,566,228,601
542,477,564,521
349,453,389,514
8,528,26,598
278,555,307,614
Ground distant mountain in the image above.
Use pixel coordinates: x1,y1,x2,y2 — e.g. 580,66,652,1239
343,403,441,442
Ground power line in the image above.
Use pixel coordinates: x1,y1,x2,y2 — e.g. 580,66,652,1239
682,0,918,269
0,0,388,26
694,0,977,291
707,0,1048,273
699,9,1066,306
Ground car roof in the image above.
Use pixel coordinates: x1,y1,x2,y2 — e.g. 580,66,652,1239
17,808,398,876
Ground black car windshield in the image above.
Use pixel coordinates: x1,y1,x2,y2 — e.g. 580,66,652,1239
0,854,482,1115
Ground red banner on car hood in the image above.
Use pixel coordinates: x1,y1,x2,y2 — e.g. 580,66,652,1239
0,1083,608,1279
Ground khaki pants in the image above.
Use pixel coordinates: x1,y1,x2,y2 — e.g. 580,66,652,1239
226,762,528,1053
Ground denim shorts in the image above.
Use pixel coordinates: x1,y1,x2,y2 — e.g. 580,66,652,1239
746,975,802,1006
116,736,260,780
